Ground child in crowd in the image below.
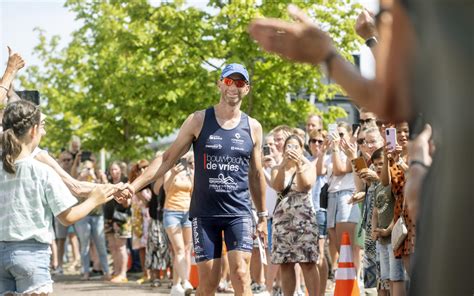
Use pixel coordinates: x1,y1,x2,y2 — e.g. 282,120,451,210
0,101,116,295
370,148,406,296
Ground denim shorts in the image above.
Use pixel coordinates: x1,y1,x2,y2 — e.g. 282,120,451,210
327,190,360,228
376,241,405,281
163,210,192,229
316,210,328,238
192,216,253,263
0,240,53,295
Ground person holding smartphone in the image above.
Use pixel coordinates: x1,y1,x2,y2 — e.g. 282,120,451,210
271,135,319,296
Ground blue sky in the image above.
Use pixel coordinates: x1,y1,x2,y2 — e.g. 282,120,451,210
1,0,377,81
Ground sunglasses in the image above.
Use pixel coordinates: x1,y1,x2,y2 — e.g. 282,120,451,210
309,139,324,145
357,138,366,145
222,77,248,88
61,158,72,162
359,118,375,125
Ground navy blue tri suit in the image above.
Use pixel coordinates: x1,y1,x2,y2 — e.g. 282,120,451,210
190,107,255,262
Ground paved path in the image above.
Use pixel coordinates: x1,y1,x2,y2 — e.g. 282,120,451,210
51,273,235,296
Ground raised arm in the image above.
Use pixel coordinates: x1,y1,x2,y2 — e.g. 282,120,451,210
295,159,316,192
0,47,25,102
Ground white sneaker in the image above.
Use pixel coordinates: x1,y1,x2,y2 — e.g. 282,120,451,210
182,280,193,295
170,283,185,296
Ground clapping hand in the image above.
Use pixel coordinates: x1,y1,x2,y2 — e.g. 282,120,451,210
358,168,379,183
341,138,358,160
348,191,365,204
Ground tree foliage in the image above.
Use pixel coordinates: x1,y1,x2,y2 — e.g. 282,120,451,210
22,0,361,160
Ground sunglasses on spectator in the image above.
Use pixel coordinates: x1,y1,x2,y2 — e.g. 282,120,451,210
359,118,375,125
309,139,324,145
222,77,248,88
61,158,72,162
357,138,366,145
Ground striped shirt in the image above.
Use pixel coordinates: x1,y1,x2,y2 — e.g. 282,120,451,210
0,155,77,243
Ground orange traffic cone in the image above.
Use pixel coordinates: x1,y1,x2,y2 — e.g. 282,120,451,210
189,250,199,289
334,231,360,296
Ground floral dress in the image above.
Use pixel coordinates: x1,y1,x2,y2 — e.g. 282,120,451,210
131,189,151,250
272,178,319,264
390,162,416,257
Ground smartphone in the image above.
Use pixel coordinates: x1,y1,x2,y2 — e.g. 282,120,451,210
385,128,397,151
328,123,338,140
80,151,92,162
286,144,298,150
263,145,271,156
351,156,368,171
16,90,40,105
176,158,188,169
352,123,361,135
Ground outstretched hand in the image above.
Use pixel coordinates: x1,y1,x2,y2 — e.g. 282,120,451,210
249,4,335,65
112,183,135,204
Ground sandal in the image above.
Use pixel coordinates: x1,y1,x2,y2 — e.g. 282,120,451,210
110,276,128,283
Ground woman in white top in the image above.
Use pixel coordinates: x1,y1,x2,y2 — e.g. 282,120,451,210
318,122,360,272
0,101,116,295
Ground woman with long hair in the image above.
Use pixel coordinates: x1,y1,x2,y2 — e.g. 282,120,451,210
104,161,131,283
271,135,319,296
163,152,194,295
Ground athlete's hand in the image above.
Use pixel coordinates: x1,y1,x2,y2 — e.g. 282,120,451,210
255,217,268,247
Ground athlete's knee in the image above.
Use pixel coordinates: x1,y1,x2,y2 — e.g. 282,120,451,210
197,276,220,294
231,263,249,285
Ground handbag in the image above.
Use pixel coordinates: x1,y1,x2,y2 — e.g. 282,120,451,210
319,183,329,209
391,213,408,250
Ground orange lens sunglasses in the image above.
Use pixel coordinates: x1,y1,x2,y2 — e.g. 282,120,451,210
222,77,247,88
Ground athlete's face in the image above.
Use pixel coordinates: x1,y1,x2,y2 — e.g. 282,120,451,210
218,73,250,107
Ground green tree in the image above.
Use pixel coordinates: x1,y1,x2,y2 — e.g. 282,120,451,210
23,0,361,160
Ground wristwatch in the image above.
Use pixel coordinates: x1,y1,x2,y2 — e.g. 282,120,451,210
365,36,378,48
257,210,268,218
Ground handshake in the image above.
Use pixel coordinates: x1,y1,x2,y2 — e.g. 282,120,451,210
88,182,136,206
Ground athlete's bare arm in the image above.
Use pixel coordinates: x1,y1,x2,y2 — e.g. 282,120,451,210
130,110,205,194
248,117,268,238
248,117,266,213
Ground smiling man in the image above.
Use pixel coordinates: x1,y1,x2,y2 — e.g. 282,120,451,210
127,63,267,296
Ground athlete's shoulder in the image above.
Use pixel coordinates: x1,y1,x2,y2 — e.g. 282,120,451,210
183,109,207,138
184,109,206,126
247,116,262,131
